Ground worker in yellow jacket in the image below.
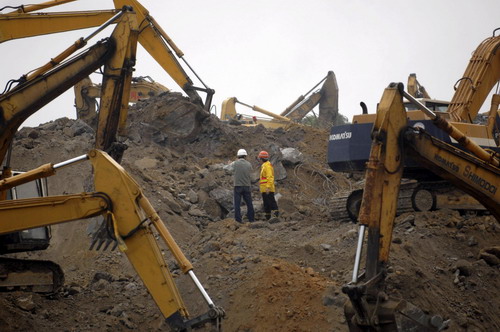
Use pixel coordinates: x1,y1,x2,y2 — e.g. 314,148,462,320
258,150,279,221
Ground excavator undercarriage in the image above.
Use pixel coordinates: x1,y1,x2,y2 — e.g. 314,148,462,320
331,180,487,223
0,257,64,293
0,172,65,293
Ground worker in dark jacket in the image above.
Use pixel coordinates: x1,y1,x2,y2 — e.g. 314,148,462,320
258,150,279,221
231,149,255,223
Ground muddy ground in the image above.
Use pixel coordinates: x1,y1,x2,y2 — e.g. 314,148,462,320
1,92,499,331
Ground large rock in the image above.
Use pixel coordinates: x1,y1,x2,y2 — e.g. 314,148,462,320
197,190,223,219
280,147,304,166
264,143,287,181
127,92,209,144
209,187,234,212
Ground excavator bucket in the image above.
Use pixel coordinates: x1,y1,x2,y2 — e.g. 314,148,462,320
221,97,238,121
344,292,448,331
220,97,260,126
318,71,339,128
281,70,339,127
89,217,118,251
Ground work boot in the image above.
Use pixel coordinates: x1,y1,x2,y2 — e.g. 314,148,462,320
268,210,280,223
268,217,281,224
265,213,271,220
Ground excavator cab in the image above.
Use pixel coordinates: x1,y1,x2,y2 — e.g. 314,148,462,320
0,172,50,254
404,99,449,113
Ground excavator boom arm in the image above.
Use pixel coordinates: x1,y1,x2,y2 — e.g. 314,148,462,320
282,71,339,127
0,0,212,110
405,124,500,221
448,33,500,122
0,8,142,165
357,84,407,271
114,0,194,96
0,10,117,42
6,0,77,14
0,38,113,165
407,73,431,99
95,10,138,150
0,193,109,232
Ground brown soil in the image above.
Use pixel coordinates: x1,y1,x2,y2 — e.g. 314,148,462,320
1,92,499,332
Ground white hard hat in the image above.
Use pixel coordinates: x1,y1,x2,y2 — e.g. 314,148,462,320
237,149,247,157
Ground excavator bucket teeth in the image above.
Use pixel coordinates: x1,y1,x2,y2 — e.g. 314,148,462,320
89,217,118,251
317,71,339,127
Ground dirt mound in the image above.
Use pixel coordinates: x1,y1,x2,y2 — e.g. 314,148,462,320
1,92,499,331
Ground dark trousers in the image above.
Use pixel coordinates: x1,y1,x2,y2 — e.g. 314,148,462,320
234,186,255,222
262,192,279,219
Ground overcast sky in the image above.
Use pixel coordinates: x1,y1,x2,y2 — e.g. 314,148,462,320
2,0,500,128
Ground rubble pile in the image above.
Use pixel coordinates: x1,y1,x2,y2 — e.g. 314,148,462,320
0,92,498,331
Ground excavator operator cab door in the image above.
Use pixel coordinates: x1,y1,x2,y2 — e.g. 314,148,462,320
0,173,50,254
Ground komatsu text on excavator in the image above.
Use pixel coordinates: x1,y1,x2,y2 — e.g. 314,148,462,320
0,1,224,330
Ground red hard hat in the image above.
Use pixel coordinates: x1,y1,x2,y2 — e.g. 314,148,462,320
258,150,269,159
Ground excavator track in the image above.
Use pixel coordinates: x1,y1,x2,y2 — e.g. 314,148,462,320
331,180,487,222
0,257,64,293
330,182,418,223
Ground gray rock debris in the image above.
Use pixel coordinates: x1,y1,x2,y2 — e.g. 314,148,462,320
187,189,199,203
209,187,233,212
280,147,304,166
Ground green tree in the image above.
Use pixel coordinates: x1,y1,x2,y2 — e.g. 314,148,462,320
301,113,350,128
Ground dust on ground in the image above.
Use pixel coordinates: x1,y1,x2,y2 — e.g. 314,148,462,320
1,92,499,331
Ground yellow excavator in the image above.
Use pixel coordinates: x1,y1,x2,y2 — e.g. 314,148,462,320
74,75,169,123
220,71,339,129
343,82,499,331
0,4,224,330
329,32,500,220
0,0,214,113
407,73,431,99
1,151,225,330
